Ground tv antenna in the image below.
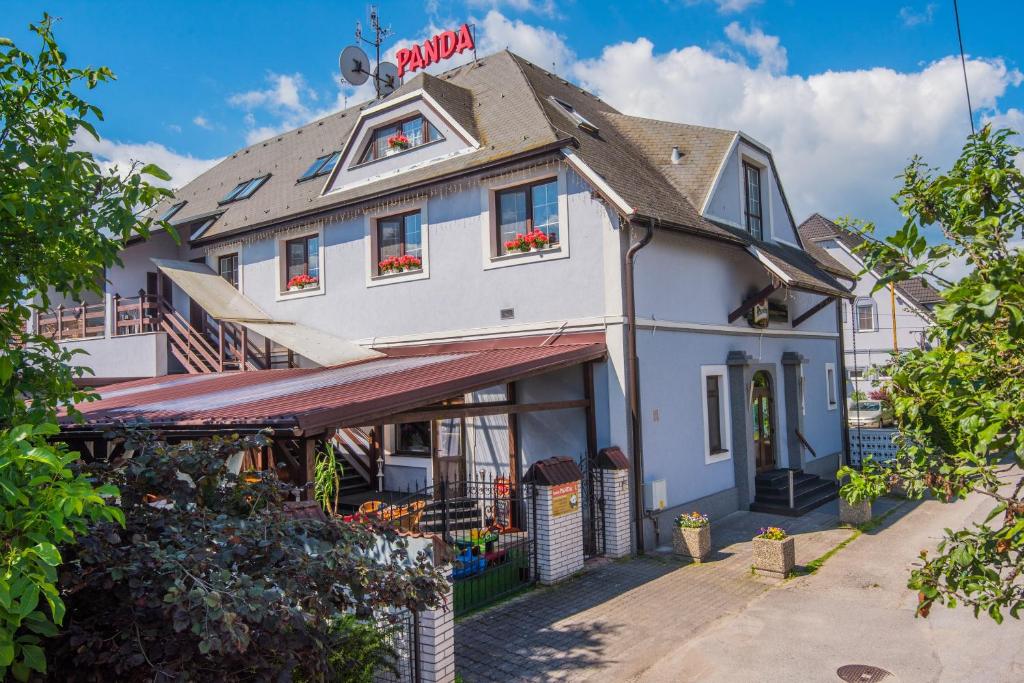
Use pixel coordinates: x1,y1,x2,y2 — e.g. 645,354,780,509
339,6,399,98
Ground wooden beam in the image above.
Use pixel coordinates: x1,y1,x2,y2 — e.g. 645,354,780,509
507,383,519,486
792,296,835,328
583,361,597,460
387,399,590,425
728,284,779,323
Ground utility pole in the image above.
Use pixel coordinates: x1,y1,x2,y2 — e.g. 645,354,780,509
890,283,898,351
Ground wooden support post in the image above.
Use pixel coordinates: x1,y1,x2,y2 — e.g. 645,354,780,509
507,382,519,486
56,304,64,340
265,337,272,369
112,294,120,337
240,325,249,371
218,324,225,372
792,296,835,328
728,284,778,323
303,438,316,500
583,362,597,459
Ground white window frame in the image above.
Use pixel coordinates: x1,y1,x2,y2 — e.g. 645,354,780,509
825,362,838,411
275,225,326,301
735,144,774,240
364,198,430,287
480,166,570,270
203,244,245,294
700,365,732,464
855,298,877,332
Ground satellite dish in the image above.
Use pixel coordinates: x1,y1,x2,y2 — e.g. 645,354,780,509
375,62,399,96
340,45,370,86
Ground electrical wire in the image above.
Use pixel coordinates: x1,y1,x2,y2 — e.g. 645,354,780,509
953,0,976,135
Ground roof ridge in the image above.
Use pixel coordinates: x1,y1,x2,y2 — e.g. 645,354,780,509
504,51,564,145
602,111,737,137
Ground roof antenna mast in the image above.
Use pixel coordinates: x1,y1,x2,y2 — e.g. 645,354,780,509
340,6,399,99
952,0,975,135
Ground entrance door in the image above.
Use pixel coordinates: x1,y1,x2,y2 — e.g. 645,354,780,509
434,417,466,485
751,371,776,471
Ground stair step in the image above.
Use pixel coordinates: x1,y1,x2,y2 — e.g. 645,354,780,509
755,479,834,504
751,482,838,517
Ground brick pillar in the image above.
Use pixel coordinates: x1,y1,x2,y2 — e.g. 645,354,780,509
524,456,585,585
596,446,632,559
417,574,455,683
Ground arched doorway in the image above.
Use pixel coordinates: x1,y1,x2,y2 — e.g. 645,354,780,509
751,371,776,472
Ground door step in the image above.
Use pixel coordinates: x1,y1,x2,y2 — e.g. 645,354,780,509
750,468,838,516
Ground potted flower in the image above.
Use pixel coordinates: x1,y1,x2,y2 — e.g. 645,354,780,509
526,229,550,250
378,254,423,275
752,526,794,578
672,511,710,562
386,133,410,154
287,273,319,291
837,457,889,525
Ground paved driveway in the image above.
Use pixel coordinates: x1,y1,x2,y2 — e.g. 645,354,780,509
455,501,872,682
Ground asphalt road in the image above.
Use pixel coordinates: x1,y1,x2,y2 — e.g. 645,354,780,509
636,487,1024,682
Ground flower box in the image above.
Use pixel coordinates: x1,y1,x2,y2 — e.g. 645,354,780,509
503,229,552,254
672,525,711,562
386,133,410,153
378,254,423,275
752,528,794,578
286,274,318,291
839,498,872,526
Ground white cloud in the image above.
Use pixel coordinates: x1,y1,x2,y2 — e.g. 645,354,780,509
192,115,214,130
686,0,764,14
900,4,937,27
723,22,786,73
466,0,558,17
573,25,1022,229
166,123,182,133
473,10,574,73
74,134,220,189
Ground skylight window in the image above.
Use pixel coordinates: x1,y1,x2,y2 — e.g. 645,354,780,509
189,216,218,241
159,200,187,222
299,151,341,181
549,96,599,135
220,174,271,204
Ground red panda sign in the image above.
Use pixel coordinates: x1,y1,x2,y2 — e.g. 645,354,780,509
396,24,475,78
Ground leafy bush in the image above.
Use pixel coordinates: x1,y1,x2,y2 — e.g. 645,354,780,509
47,432,447,681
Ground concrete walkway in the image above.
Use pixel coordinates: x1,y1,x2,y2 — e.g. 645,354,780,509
455,499,902,682
638,488,1024,682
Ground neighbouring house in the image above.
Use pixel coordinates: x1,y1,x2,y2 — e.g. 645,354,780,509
53,50,853,557
797,213,943,396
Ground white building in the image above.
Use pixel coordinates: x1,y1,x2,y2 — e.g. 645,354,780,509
53,51,853,550
797,214,942,395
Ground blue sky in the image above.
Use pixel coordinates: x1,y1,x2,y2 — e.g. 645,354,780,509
3,0,1023,232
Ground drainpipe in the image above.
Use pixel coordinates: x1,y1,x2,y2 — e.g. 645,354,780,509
836,298,851,467
624,217,655,553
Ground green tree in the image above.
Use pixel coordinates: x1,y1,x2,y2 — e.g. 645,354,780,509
839,126,1024,622
0,16,171,678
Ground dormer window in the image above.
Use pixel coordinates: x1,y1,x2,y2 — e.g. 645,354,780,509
220,174,270,204
358,114,442,164
159,201,187,222
299,152,340,181
549,96,599,135
189,216,217,241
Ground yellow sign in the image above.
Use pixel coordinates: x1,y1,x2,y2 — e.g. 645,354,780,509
551,481,580,517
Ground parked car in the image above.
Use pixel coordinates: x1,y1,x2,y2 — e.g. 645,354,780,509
847,400,894,428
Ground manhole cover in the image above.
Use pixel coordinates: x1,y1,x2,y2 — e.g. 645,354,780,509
837,664,895,682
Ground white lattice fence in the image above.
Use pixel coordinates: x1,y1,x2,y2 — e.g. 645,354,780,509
849,428,899,467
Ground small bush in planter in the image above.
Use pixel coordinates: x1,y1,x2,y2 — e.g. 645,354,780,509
673,511,711,561
837,456,890,525
752,526,795,578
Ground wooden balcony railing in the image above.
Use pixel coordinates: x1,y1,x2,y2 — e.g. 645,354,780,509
37,302,106,341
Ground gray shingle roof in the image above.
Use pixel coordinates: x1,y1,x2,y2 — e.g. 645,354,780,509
151,50,848,297
797,213,944,307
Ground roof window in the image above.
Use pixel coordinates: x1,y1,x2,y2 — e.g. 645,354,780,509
189,216,218,241
549,96,599,135
299,151,340,181
159,200,187,222
220,174,271,204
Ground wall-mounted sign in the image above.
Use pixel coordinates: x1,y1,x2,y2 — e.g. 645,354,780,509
396,24,475,78
550,481,580,517
746,300,788,328
749,300,770,328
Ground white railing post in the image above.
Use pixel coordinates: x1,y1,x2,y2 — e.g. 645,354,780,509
788,469,795,509
104,292,113,338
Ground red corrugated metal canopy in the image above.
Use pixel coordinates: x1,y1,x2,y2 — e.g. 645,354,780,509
59,339,606,435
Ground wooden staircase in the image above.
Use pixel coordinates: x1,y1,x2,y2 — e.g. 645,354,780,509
329,427,375,495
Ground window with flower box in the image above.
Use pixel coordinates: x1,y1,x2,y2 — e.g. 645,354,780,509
495,178,559,256
374,211,423,276
284,234,320,291
358,115,443,164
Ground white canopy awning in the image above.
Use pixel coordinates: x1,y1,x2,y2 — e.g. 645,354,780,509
151,258,383,367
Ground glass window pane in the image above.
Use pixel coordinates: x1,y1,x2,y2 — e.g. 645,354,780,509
222,181,248,203
306,236,319,279
403,117,424,146
300,157,327,179
398,422,431,455
378,218,402,260
287,241,306,280
531,180,559,243
706,375,721,452
404,213,422,259
427,120,442,142
498,189,528,254
319,151,340,175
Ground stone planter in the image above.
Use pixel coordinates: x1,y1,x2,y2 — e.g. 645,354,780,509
672,525,711,562
752,536,795,578
839,498,872,526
